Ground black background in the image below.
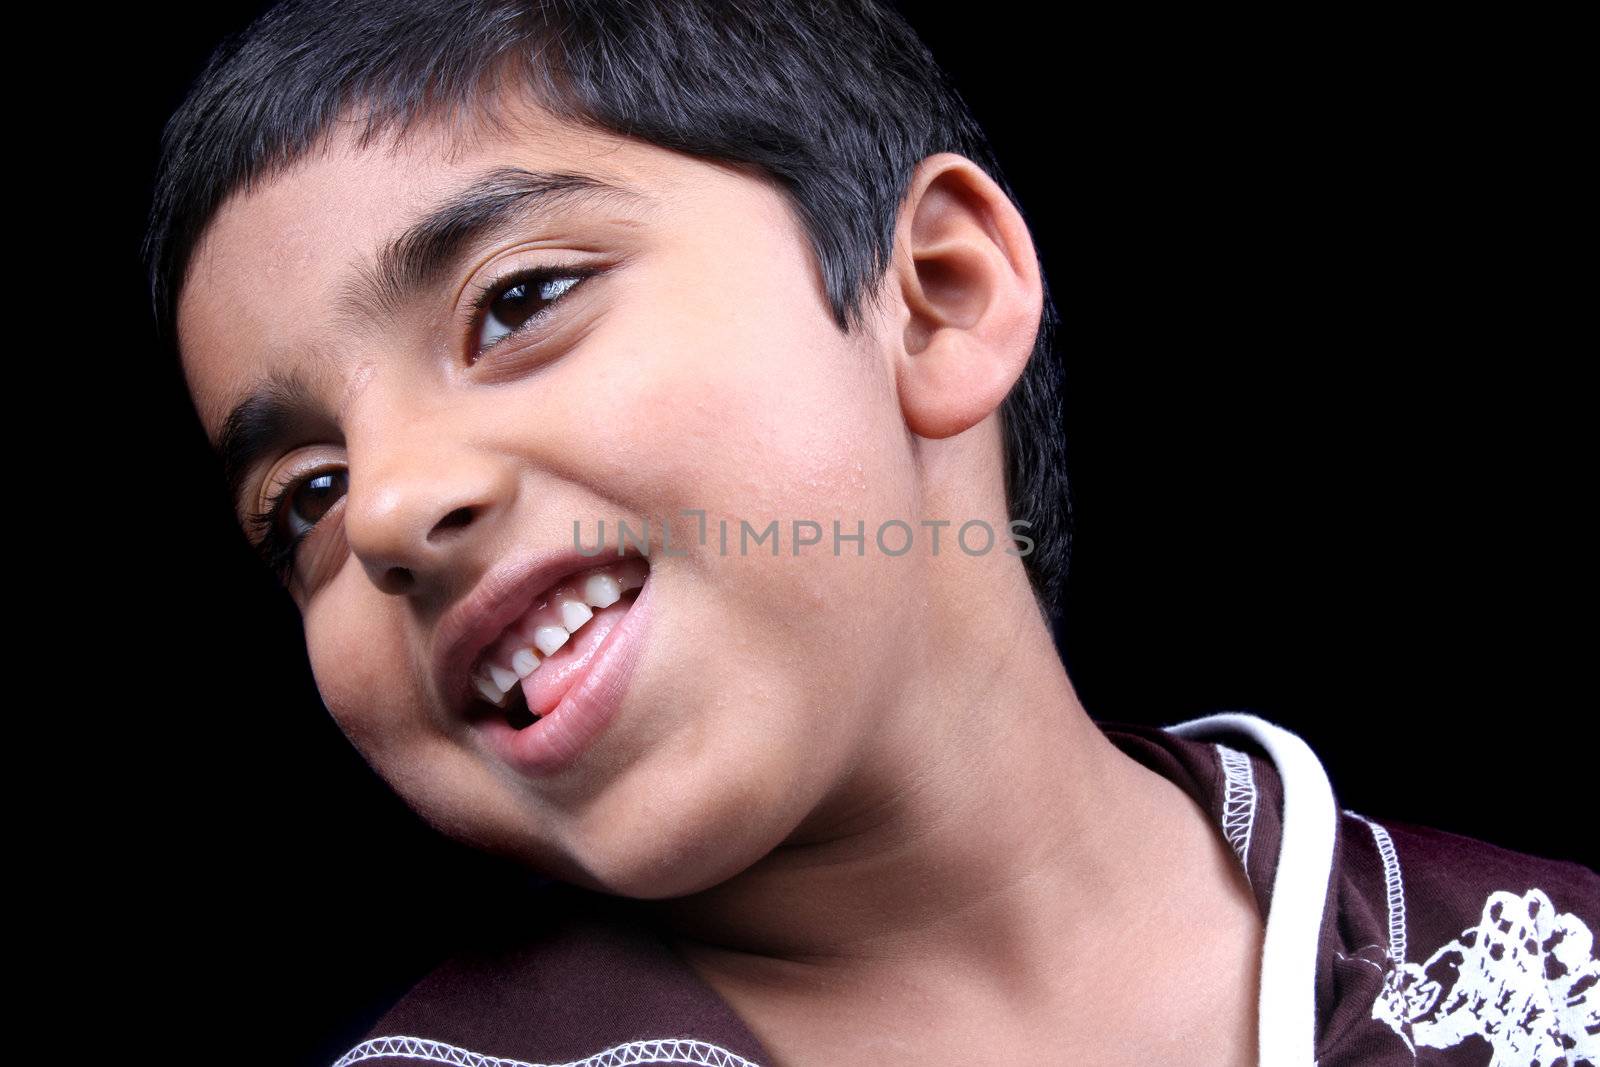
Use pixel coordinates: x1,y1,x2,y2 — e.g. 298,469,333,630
81,5,1590,1065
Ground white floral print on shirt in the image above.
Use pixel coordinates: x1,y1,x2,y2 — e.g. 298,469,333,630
1374,887,1599,1066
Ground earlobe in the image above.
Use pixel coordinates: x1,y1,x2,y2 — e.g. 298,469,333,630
891,153,1045,441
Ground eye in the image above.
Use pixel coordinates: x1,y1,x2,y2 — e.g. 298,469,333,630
276,468,348,542
248,466,349,584
474,266,593,354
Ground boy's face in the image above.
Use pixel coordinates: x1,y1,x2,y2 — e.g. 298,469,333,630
178,98,956,894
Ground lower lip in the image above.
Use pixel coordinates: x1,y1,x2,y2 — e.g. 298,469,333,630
476,576,654,777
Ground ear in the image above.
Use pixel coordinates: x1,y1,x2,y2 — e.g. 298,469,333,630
889,153,1045,441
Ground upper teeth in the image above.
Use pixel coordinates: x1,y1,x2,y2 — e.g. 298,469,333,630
471,557,646,707
533,624,570,657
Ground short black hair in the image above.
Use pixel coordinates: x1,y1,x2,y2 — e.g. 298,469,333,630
144,0,1069,621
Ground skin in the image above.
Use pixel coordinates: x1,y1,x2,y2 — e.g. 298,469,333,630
178,94,1263,1064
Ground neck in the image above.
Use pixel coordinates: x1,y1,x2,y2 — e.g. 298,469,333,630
641,561,1221,992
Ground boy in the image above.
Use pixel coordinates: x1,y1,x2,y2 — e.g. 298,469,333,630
146,2,1597,1064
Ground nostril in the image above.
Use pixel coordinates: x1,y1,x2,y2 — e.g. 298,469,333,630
430,506,477,541
380,566,416,595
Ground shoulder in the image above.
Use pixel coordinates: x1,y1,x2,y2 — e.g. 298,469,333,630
1332,808,1598,1066
327,882,771,1067
1114,711,1597,1066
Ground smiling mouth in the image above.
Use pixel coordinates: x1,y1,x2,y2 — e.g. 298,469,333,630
469,557,648,729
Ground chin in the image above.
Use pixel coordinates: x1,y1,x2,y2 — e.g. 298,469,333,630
553,781,805,900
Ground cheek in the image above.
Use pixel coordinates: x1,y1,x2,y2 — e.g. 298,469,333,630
625,247,909,528
612,293,925,700
301,568,417,750
300,575,516,845
571,251,930,863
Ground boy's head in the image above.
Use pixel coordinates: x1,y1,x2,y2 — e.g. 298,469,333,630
149,0,1066,894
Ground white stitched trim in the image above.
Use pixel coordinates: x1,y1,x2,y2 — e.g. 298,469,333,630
1345,810,1407,965
330,1035,765,1067
1167,713,1339,1067
1334,950,1385,974
1216,743,1258,881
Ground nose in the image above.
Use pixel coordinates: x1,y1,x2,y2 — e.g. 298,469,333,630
341,432,514,598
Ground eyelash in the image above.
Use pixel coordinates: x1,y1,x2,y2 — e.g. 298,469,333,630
247,481,309,585
467,261,598,360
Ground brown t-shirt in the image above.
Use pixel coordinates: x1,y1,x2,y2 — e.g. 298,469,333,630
330,713,1599,1067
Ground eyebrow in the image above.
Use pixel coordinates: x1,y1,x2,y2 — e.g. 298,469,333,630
216,366,324,513
212,167,645,508
336,166,645,328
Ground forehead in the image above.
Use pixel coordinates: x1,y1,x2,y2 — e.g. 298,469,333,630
175,98,771,437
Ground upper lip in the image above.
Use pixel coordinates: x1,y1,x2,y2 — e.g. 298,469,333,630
433,545,646,719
